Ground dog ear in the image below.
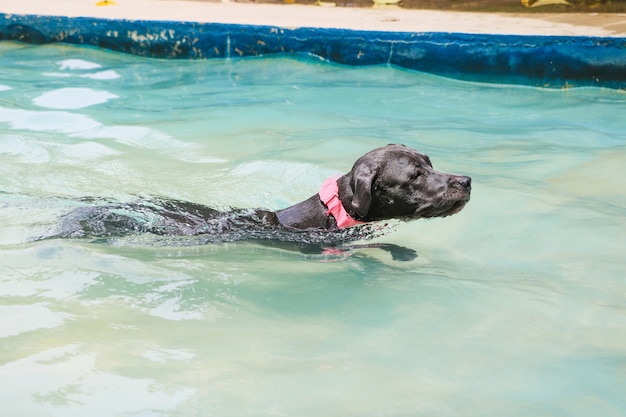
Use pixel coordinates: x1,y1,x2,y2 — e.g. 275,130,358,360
349,163,376,219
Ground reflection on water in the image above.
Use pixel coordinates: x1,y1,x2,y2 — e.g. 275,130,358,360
2,343,196,415
1,42,625,416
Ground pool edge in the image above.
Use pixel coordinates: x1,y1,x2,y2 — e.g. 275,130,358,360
1,12,625,89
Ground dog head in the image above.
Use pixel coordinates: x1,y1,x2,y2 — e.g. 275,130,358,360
337,144,471,222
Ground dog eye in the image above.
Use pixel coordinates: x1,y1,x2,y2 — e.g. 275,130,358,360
410,170,421,179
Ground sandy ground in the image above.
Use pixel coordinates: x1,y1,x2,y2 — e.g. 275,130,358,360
1,0,625,37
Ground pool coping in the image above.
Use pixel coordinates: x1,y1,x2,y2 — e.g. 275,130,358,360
1,1,626,88
2,0,626,37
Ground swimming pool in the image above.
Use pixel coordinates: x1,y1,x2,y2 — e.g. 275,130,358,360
1,41,626,416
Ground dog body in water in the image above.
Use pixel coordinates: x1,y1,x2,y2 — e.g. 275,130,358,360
53,144,471,258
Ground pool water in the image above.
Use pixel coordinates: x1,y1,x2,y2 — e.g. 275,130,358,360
1,41,625,416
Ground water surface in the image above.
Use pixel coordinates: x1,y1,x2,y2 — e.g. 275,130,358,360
1,41,625,417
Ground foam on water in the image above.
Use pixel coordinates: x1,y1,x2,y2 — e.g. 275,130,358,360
33,87,119,109
1,41,625,417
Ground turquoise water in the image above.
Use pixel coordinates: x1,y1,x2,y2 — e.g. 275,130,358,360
1,41,626,416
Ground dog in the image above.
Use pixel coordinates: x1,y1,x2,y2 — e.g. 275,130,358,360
276,143,471,229
52,144,471,259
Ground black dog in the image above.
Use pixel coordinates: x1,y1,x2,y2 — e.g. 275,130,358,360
276,144,471,229
53,144,470,258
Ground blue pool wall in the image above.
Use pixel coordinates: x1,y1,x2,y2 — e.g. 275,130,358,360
1,13,625,89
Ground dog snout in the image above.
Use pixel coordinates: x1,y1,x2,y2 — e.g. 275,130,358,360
458,176,471,190
450,175,471,191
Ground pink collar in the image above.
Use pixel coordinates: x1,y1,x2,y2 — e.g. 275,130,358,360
319,175,365,229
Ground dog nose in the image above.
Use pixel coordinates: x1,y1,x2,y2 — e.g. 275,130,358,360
456,176,471,190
